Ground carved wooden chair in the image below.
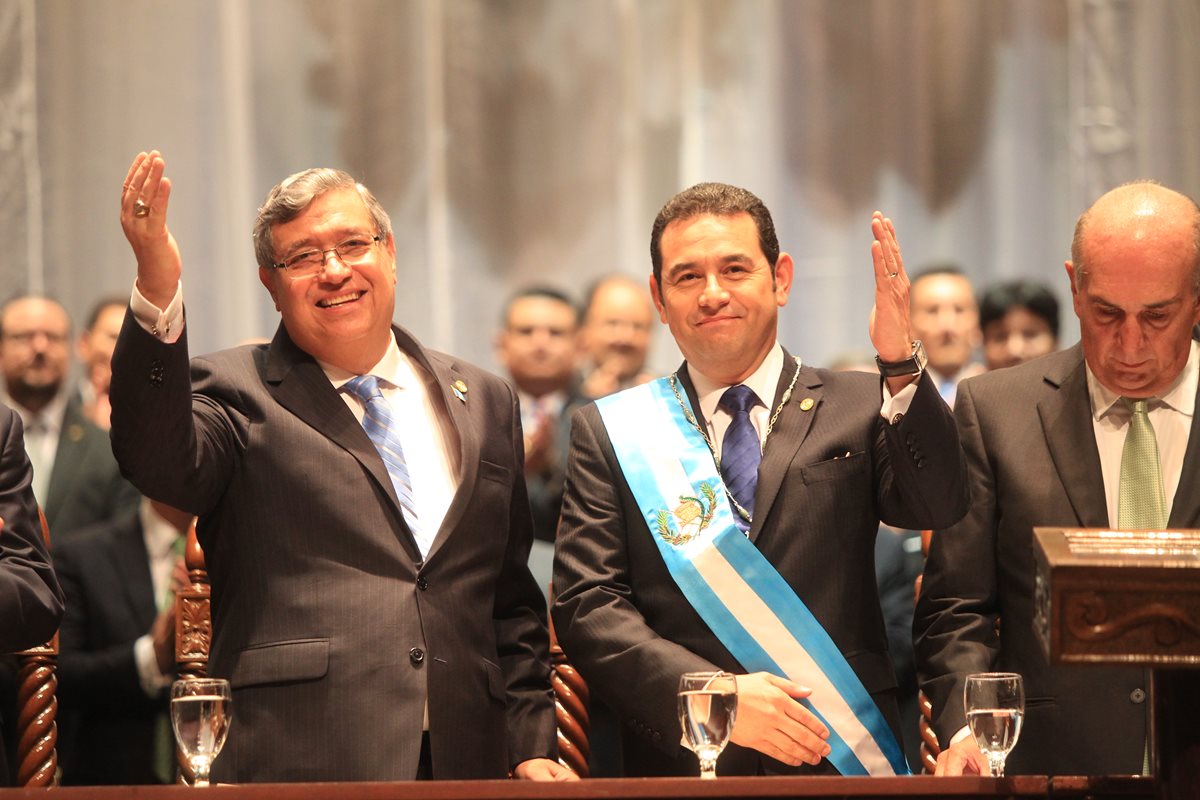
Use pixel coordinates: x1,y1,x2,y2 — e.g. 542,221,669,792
171,522,209,782
175,522,210,681
548,599,589,777
10,508,60,787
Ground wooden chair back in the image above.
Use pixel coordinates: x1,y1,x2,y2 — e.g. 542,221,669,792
11,508,59,787
547,594,590,777
174,521,210,680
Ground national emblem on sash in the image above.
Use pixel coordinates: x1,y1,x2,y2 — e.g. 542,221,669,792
655,482,718,545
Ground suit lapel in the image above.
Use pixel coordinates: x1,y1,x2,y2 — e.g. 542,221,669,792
1038,345,1109,528
752,353,818,543
1168,376,1200,527
44,400,90,515
264,324,422,561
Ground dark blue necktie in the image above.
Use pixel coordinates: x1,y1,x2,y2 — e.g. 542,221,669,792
719,384,761,532
343,375,423,547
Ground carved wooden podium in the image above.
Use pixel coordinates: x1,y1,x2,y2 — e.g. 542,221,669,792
1034,527,1200,800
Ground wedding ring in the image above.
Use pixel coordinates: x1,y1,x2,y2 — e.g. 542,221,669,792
133,199,150,218
888,271,898,278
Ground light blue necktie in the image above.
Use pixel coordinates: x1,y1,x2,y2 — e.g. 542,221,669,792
343,375,422,542
719,385,761,533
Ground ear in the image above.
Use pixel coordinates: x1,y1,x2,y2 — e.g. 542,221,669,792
773,252,794,307
382,233,398,282
259,267,282,311
1064,260,1084,318
648,275,668,323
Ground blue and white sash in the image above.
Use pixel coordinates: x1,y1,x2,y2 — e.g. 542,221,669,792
596,378,908,776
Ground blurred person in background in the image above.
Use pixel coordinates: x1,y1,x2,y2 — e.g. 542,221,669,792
909,266,983,406
0,295,137,537
75,296,127,430
978,280,1060,371
579,275,656,399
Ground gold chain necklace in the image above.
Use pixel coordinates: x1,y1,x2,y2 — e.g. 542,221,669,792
667,356,803,524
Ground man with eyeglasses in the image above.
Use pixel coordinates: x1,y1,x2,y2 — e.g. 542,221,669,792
0,295,138,537
109,151,572,783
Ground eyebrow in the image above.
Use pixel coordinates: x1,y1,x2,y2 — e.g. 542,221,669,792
664,253,754,280
1090,293,1182,311
278,228,375,257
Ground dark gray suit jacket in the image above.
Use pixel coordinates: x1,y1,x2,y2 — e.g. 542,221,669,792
109,316,556,782
0,402,65,785
42,398,139,539
552,356,968,776
913,344,1193,775
55,511,165,785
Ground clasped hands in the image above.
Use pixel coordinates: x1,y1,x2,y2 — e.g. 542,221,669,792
730,672,832,767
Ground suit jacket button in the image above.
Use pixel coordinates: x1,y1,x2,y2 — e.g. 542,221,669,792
409,647,425,664
149,359,165,386
417,577,429,591
652,731,661,742
1130,688,1146,704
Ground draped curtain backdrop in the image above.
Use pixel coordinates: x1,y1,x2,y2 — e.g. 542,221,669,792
2,0,1199,373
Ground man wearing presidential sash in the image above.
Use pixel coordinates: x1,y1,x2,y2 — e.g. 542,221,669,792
552,183,969,776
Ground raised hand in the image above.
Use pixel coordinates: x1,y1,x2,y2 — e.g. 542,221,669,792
119,150,182,310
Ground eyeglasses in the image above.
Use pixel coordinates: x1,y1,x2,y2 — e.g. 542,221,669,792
271,235,382,277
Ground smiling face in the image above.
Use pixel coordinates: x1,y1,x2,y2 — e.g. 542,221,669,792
258,187,397,373
648,212,792,384
1068,187,1200,398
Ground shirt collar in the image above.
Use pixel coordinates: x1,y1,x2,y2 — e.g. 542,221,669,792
321,336,417,393
690,342,785,422
1088,339,1199,420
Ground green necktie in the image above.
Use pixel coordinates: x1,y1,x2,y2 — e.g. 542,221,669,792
1117,398,1167,530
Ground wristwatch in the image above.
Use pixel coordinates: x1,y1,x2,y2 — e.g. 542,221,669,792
875,340,928,378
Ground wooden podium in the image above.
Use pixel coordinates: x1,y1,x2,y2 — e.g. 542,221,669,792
1033,528,1200,800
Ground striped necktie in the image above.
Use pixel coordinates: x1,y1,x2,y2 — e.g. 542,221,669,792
719,384,761,533
1117,397,1167,530
343,375,423,544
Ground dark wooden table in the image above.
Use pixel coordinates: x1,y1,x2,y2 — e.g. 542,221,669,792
0,776,1155,799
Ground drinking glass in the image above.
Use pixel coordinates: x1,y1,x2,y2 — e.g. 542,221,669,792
171,677,233,786
678,671,738,779
964,672,1024,777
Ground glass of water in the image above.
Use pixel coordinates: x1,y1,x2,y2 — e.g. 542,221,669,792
678,671,738,779
964,672,1024,777
171,677,233,786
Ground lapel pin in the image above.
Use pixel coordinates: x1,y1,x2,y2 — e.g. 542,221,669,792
452,379,468,403
799,397,815,412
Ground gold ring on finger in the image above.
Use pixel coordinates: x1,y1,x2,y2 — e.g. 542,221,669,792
134,199,151,218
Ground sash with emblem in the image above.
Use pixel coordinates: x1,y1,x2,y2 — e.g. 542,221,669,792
596,378,908,776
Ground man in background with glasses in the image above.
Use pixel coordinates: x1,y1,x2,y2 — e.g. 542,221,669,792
109,151,572,783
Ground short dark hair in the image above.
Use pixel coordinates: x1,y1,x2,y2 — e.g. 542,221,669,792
83,296,128,332
979,280,1060,339
500,286,579,328
649,183,779,289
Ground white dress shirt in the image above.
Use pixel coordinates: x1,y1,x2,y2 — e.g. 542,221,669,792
1088,340,1197,528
